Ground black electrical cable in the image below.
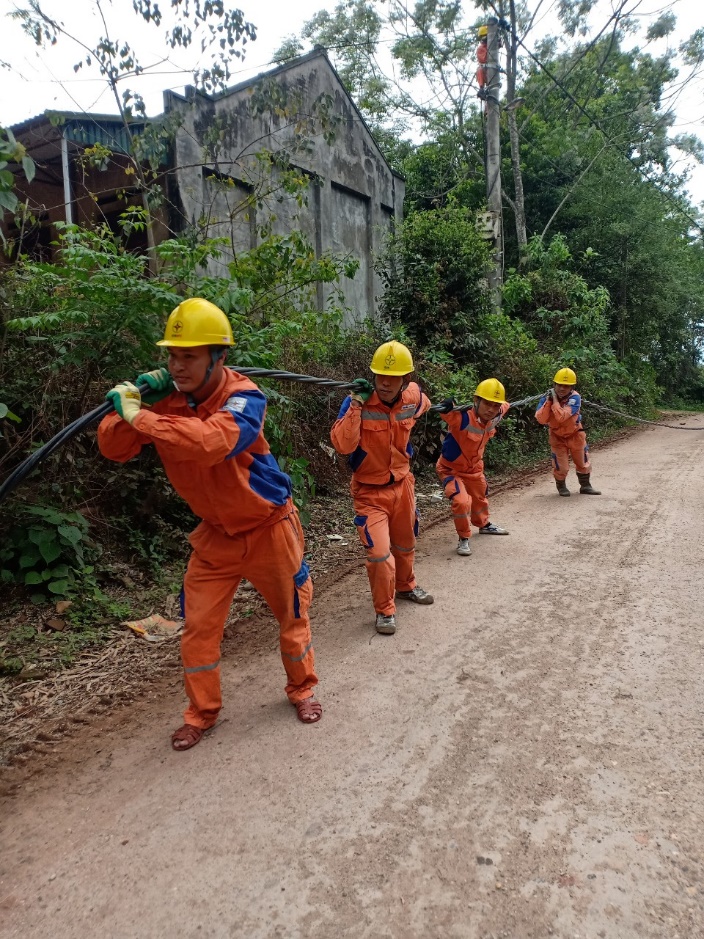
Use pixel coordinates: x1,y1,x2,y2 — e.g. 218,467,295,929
582,399,704,430
4,370,700,506
0,371,361,505
0,384,151,505
233,367,360,390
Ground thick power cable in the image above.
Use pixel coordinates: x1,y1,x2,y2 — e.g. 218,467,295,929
0,384,150,505
232,367,359,390
504,393,704,429
582,399,704,430
3,373,702,505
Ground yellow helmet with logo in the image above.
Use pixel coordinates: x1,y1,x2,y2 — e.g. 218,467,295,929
478,24,488,38
157,298,235,348
474,378,507,404
370,340,414,376
553,367,577,385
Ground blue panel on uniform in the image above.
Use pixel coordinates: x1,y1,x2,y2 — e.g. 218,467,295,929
441,433,462,462
568,394,581,415
354,514,374,547
222,390,267,458
442,476,460,499
460,411,470,430
348,446,367,471
247,451,292,505
406,441,414,457
294,559,310,588
336,396,353,419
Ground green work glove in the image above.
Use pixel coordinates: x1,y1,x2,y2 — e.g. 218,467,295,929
106,381,142,425
135,367,174,405
350,378,374,406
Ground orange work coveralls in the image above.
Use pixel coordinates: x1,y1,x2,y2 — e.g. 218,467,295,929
436,403,510,537
98,370,317,730
476,39,488,88
330,384,431,615
535,391,591,480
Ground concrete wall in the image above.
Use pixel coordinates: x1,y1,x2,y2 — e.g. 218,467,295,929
164,50,404,325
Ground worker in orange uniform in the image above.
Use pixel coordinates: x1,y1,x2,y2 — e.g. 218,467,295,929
476,25,488,99
97,298,321,751
435,378,511,557
535,367,601,497
330,341,434,636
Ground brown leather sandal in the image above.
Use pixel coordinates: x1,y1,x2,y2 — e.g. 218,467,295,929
171,723,204,751
293,696,323,724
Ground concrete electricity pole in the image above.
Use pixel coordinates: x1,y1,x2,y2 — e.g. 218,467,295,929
485,16,503,311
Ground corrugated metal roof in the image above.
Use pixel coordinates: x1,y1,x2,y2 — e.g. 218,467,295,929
11,111,148,156
63,118,146,155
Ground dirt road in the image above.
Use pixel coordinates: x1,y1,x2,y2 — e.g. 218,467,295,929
2,419,704,939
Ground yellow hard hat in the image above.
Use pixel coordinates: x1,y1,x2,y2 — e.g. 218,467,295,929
478,25,488,37
157,298,235,348
474,377,507,404
370,340,414,376
553,367,577,385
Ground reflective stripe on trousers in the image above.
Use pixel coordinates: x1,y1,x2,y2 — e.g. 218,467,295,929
351,474,418,615
549,429,591,480
181,509,318,729
437,470,491,536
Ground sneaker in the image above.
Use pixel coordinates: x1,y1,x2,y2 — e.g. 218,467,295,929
456,538,472,556
375,613,396,635
478,522,509,535
396,586,434,605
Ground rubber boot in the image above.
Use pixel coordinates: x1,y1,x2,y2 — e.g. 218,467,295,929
555,479,570,497
577,472,601,495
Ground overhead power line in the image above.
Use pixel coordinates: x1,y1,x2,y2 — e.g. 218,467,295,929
512,31,704,236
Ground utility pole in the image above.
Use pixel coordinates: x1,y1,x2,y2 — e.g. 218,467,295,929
485,16,503,311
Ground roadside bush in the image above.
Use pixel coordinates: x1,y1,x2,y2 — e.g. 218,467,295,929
377,203,492,363
0,504,100,601
0,219,356,595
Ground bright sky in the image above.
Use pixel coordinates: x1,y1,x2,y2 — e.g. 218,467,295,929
1,0,702,205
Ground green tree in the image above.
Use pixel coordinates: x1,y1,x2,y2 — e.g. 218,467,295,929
377,203,492,363
513,34,704,392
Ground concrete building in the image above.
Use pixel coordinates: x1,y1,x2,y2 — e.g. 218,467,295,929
6,49,404,324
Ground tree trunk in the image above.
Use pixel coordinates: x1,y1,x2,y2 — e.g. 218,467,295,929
507,108,527,252
507,0,528,257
